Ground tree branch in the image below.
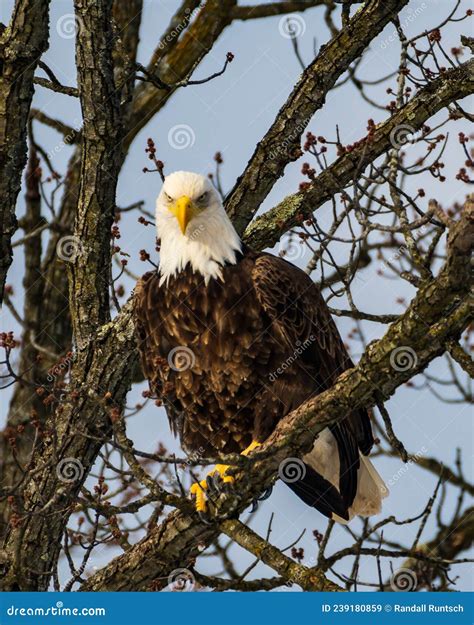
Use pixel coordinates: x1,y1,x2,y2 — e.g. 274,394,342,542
231,1,331,20
226,0,410,235
0,302,139,590
0,0,145,548
220,518,342,591
244,59,474,250
33,76,79,98
128,0,237,141
0,0,50,303
29,109,79,143
0,0,128,590
69,0,124,345
446,340,474,378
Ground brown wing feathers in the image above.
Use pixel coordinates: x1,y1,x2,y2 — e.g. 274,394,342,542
252,254,374,514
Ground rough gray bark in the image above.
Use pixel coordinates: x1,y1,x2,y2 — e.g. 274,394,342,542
0,0,144,537
0,0,129,590
0,0,50,303
70,0,124,344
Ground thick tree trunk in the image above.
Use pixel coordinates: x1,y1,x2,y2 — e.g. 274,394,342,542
0,0,50,303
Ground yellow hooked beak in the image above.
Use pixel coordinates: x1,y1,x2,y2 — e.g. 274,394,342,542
170,195,196,234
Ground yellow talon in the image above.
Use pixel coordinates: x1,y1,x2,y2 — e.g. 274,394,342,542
190,479,208,512
214,464,235,483
189,442,261,512
189,466,233,512
242,440,261,456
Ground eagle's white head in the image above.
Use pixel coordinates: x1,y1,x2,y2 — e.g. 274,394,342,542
155,171,241,285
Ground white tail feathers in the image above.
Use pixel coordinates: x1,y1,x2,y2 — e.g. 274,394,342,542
333,455,389,524
303,427,388,524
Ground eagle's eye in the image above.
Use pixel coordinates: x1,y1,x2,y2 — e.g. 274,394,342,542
164,192,173,202
197,192,208,204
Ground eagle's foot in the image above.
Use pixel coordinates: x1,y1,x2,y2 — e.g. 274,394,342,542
190,464,234,512
190,479,208,512
189,442,262,513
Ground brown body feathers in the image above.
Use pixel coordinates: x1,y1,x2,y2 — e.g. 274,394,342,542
135,248,375,518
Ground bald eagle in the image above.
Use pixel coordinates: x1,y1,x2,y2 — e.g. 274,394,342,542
135,171,387,522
